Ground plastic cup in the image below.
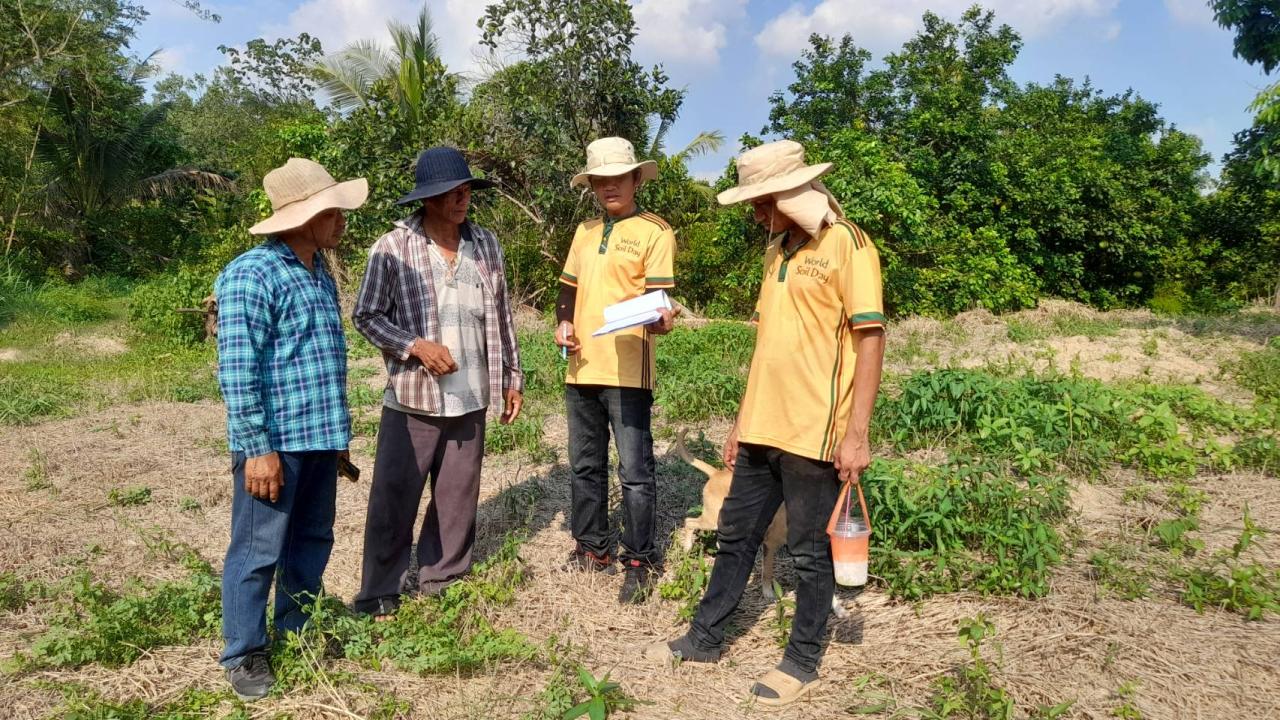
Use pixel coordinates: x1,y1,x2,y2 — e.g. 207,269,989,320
830,517,870,587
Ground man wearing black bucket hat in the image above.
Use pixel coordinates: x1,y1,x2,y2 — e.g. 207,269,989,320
352,147,524,618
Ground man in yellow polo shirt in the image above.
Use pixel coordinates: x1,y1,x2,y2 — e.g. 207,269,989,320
555,136,675,603
645,140,885,707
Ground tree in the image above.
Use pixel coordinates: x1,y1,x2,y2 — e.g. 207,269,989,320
1211,0,1280,180
315,5,450,131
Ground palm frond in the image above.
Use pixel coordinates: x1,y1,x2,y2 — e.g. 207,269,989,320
138,168,237,198
316,40,394,111
675,130,725,161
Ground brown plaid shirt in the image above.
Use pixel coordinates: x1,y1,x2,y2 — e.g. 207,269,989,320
353,214,524,416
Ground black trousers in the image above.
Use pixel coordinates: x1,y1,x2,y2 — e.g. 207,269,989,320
565,384,659,565
688,443,841,674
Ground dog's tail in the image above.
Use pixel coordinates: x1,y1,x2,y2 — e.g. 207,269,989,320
673,429,719,478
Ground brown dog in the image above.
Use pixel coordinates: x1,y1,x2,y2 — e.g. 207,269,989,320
673,430,847,617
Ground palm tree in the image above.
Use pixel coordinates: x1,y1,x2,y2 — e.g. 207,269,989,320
315,5,447,128
37,69,233,277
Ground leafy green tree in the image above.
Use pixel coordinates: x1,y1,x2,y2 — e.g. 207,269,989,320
315,5,450,132
1211,0,1280,182
36,67,232,276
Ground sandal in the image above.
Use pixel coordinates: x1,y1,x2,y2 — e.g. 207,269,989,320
749,669,820,707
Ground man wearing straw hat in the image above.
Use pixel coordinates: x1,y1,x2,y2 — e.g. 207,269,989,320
352,147,524,619
556,136,676,603
645,140,885,706
214,158,368,701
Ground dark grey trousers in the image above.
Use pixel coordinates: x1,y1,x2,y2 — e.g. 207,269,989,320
354,406,486,613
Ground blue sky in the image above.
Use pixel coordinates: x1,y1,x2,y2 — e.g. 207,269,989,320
134,0,1270,180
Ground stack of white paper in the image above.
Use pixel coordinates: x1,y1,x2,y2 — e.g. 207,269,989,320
592,290,673,337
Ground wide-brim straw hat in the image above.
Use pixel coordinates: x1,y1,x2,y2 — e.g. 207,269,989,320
570,136,659,189
716,140,833,205
396,146,495,205
249,158,368,235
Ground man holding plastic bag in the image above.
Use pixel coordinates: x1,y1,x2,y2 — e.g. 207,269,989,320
645,140,885,707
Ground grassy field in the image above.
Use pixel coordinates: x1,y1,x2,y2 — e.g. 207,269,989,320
1,283,1278,719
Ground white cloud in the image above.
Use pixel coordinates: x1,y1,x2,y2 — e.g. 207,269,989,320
152,46,190,74
755,0,1120,58
1101,21,1122,41
632,0,748,66
1165,0,1217,28
272,0,488,76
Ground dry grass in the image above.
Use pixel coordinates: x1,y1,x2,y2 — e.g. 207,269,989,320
2,303,1279,719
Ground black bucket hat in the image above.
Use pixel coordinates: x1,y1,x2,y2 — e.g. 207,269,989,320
396,146,495,205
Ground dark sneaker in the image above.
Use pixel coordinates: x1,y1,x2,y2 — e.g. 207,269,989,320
226,651,274,702
619,560,659,604
565,548,616,574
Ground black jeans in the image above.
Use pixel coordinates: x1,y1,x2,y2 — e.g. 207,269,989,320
688,443,841,674
565,384,658,565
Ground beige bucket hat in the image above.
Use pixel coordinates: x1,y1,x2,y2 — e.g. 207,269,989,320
716,140,833,205
570,137,659,189
249,158,369,235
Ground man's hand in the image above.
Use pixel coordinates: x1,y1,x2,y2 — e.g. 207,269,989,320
411,338,458,375
555,321,581,354
501,388,524,425
245,451,284,502
722,422,740,469
646,307,677,335
834,434,871,484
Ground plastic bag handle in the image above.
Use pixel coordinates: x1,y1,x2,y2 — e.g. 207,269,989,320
827,476,872,535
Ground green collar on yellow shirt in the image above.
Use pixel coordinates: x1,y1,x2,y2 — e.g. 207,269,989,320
599,206,644,254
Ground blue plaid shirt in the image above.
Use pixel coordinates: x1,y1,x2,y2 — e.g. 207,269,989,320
214,238,350,456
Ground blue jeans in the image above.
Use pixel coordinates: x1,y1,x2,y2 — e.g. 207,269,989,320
565,385,658,565
220,450,338,668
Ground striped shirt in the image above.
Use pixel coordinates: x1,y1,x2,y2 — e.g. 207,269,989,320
352,214,524,416
214,239,350,456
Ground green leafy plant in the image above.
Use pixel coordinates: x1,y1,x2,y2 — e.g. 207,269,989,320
1088,546,1152,600
658,531,712,621
564,666,642,720
770,580,795,649
107,486,152,507
1111,681,1144,719
24,447,51,491
13,552,221,670
1176,508,1279,620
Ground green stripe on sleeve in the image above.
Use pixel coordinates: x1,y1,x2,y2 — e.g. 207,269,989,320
848,311,886,325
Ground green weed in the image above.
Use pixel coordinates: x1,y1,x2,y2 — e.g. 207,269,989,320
922,615,1074,720
769,580,795,649
1005,319,1045,343
1111,681,1144,719
274,532,538,681
24,447,51,491
522,663,579,720
1231,343,1280,401
864,458,1069,600
654,322,756,421
0,572,34,613
658,532,713,621
51,686,232,720
487,411,555,462
13,552,221,670
1088,546,1152,600
178,497,202,513
1175,509,1279,620
107,486,152,507
564,666,643,720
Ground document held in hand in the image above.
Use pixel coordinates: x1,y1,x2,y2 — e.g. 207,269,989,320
592,290,673,337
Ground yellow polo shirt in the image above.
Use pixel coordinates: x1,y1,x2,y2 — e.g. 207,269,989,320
737,219,885,462
560,210,676,390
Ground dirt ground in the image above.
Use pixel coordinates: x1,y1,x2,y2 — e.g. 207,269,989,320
2,304,1279,719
